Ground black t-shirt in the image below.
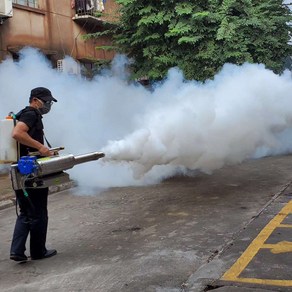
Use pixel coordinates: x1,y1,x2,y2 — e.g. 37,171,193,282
16,106,44,157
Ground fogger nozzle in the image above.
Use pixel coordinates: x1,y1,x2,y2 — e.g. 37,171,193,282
35,152,105,176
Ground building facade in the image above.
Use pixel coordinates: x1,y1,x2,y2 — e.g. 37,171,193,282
0,0,118,74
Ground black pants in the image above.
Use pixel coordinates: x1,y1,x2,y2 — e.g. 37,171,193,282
10,188,49,258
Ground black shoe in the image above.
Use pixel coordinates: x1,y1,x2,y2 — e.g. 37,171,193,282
10,253,28,262
31,249,57,260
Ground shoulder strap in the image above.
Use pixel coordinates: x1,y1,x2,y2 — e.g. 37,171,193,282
43,132,52,148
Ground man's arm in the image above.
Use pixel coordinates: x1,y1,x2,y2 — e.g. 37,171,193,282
12,121,51,156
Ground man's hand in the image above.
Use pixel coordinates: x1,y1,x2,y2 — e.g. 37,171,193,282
38,145,53,157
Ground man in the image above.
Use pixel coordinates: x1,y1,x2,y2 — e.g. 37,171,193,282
10,87,58,262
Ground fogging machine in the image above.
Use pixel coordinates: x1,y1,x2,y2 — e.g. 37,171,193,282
10,147,105,191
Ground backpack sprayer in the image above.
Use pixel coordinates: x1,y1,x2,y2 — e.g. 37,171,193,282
10,147,105,191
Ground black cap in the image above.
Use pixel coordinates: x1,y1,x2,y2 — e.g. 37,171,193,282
30,87,57,102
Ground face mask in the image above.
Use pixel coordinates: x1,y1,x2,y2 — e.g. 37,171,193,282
39,102,52,115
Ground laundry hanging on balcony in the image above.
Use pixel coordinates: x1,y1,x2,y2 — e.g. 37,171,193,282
75,0,94,13
96,0,105,12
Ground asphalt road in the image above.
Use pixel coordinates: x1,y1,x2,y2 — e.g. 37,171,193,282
0,155,292,292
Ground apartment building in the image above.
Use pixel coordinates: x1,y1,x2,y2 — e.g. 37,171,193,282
0,0,118,74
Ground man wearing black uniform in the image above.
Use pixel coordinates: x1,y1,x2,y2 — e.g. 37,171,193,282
10,87,58,262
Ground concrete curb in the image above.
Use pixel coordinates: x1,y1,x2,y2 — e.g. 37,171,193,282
0,181,76,211
0,199,15,210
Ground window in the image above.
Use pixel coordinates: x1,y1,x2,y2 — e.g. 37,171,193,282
12,0,38,9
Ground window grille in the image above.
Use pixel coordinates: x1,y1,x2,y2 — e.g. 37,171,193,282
12,0,38,9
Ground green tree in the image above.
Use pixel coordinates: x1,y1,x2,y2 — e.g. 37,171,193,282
88,0,292,81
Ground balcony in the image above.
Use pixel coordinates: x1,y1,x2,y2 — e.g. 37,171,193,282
72,0,105,29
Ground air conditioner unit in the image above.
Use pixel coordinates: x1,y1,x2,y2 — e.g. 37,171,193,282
0,0,13,18
57,58,81,76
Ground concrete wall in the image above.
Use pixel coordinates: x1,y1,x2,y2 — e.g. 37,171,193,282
0,0,118,65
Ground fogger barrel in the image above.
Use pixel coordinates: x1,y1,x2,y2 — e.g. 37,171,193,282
34,152,105,176
10,151,105,191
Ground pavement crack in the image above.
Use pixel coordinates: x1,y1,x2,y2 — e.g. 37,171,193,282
203,284,224,291
111,226,141,233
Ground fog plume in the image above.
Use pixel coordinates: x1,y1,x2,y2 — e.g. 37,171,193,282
1,48,292,190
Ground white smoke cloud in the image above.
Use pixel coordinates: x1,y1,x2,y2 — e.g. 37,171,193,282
1,47,292,191
102,64,292,179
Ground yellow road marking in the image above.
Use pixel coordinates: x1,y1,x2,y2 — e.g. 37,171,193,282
262,241,292,254
222,200,292,286
279,224,292,228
